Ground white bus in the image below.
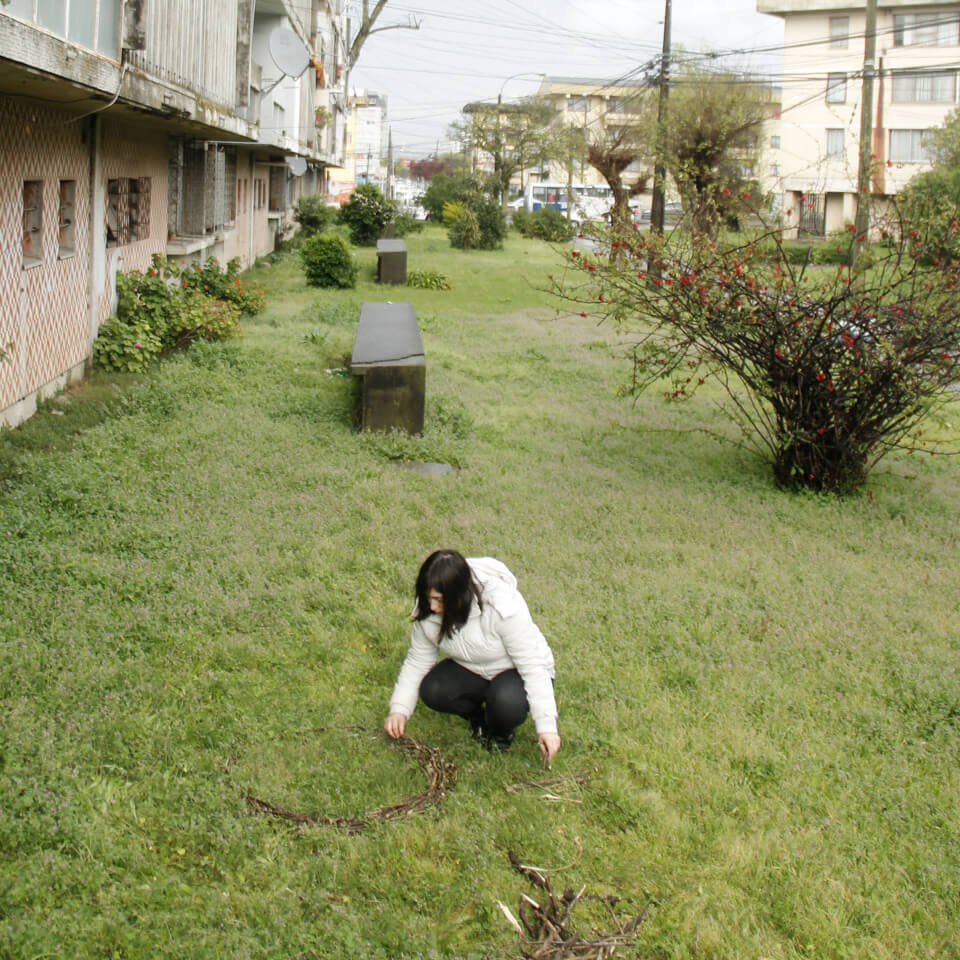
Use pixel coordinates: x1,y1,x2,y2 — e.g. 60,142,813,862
519,181,614,221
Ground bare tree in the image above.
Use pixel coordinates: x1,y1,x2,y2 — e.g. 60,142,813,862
348,1,420,69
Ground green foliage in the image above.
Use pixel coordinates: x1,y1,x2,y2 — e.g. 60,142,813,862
419,174,482,222
293,193,337,235
94,255,242,372
447,206,481,250
337,183,397,246
513,205,573,242
392,212,424,237
444,195,505,251
895,167,960,263
406,268,452,290
180,256,265,315
300,232,359,288
925,105,960,170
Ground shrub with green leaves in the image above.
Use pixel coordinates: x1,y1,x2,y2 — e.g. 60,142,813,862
447,207,481,250
293,194,337,236
895,167,960,263
94,255,242,372
337,183,397,246
406,269,452,291
393,213,424,237
514,206,573,242
300,232,358,288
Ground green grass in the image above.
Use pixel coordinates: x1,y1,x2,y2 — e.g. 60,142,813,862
2,224,959,959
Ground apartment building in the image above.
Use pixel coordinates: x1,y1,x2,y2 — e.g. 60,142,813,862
348,89,389,189
758,0,960,235
536,76,651,193
1,0,348,428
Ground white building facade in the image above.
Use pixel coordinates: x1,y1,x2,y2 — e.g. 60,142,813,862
758,0,960,235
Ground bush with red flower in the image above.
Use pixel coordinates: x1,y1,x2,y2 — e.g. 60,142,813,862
94,254,243,372
554,211,960,494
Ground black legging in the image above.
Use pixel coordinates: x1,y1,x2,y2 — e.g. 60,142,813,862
418,658,528,738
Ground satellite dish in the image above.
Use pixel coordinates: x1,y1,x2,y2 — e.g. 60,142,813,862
286,156,308,176
268,28,310,80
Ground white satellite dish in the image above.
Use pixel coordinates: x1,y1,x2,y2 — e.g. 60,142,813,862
286,156,308,177
268,28,311,80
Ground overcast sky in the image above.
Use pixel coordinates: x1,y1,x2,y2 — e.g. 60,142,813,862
348,0,785,158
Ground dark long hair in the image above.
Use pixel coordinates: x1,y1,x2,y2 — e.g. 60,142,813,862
414,549,482,640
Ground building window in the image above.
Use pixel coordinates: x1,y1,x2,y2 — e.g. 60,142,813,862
889,129,931,164
826,128,845,161
826,73,847,104
769,163,780,177
894,13,959,47
10,0,121,57
106,177,151,246
22,179,43,267
567,96,590,112
829,16,849,49
770,135,781,149
273,102,285,137
58,180,76,258
892,70,956,103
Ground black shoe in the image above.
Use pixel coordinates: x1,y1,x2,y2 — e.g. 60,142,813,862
468,716,488,742
487,732,514,751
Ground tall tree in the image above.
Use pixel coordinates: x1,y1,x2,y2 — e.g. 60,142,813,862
348,1,419,69
454,99,555,213
664,66,774,235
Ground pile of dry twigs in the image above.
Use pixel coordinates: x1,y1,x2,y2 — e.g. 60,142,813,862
498,850,650,960
243,733,456,835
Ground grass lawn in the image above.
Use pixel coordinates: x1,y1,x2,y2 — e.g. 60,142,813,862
1,224,959,959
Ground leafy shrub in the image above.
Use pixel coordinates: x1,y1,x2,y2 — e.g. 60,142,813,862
473,197,507,249
896,167,960,263
180,256,265,315
337,183,397,246
300,232,358,288
393,213,424,236
514,206,572,242
293,194,337,235
94,255,242,372
420,174,476,222
407,269,452,290
511,208,532,234
447,207,481,250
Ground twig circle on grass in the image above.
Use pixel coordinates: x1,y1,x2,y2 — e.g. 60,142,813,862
237,730,456,835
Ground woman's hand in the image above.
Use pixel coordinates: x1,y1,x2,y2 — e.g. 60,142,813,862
384,713,407,739
538,732,561,765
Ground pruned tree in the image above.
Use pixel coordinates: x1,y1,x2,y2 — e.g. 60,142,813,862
583,91,655,234
454,98,556,214
664,66,774,235
348,1,420,69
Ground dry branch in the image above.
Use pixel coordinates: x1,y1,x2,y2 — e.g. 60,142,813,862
502,850,650,959
242,733,455,835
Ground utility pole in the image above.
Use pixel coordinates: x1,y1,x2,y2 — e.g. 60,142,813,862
650,0,672,236
387,126,393,199
851,0,878,265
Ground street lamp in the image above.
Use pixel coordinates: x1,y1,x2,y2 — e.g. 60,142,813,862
495,72,545,205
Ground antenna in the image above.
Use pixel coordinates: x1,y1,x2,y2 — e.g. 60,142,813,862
286,156,308,176
262,27,311,96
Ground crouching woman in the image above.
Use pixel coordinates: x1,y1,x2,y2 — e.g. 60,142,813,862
384,550,561,763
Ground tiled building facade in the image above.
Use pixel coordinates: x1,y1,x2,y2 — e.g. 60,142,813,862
1,0,348,428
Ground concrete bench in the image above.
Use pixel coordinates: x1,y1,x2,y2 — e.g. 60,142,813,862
350,301,425,434
376,238,407,285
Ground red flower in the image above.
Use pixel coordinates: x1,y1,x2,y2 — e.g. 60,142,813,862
580,311,588,318
721,187,730,196
571,250,579,258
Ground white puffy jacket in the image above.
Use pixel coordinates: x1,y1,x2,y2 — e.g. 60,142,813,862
388,558,558,734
